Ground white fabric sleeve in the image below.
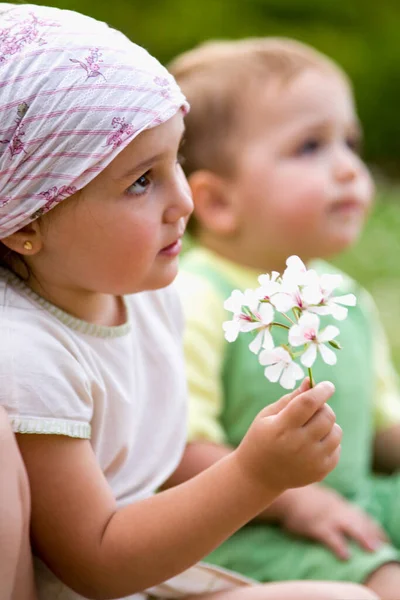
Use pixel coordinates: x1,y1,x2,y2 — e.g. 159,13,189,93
0,319,92,438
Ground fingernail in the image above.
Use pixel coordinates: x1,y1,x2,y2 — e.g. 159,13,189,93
317,381,335,393
369,540,382,551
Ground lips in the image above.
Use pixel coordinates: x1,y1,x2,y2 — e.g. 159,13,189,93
159,237,183,257
330,197,368,216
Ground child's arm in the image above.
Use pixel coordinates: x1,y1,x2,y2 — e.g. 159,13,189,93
18,381,339,599
167,439,386,561
0,408,37,600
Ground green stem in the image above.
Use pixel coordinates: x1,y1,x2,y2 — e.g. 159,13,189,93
271,322,290,331
308,367,315,388
292,306,301,321
281,312,295,325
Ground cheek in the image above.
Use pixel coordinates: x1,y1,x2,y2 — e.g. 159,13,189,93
264,168,327,224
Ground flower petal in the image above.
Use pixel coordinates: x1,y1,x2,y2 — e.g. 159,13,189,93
249,331,263,354
258,302,274,324
280,362,304,389
300,344,317,368
318,325,340,343
264,362,284,383
271,292,297,313
334,293,357,307
286,255,306,272
329,303,348,321
319,343,337,365
223,320,239,342
259,346,290,366
240,320,263,333
302,282,323,305
224,289,244,313
306,306,332,317
288,324,307,347
319,273,343,293
262,329,275,350
297,312,320,330
243,288,262,310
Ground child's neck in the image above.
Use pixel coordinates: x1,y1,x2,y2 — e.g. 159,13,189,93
25,275,126,327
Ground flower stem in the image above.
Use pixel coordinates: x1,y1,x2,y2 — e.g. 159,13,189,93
308,367,315,388
281,312,295,325
271,322,290,331
292,307,301,321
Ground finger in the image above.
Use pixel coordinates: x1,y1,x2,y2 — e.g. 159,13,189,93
258,378,311,418
305,404,336,441
320,423,343,453
318,528,351,560
344,515,389,551
280,381,335,428
340,519,382,552
313,444,341,482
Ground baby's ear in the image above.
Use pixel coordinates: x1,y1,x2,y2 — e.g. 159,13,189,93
187,170,239,236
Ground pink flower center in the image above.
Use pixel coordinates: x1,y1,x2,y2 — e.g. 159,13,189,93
304,328,317,342
295,291,303,308
239,314,253,322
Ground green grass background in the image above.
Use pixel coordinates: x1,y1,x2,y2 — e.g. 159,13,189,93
332,187,400,370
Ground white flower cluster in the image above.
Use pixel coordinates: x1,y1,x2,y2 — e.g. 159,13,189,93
223,256,356,390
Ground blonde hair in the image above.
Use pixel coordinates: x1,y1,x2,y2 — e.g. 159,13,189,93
169,37,349,178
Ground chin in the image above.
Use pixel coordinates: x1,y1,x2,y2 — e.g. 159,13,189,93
141,266,179,292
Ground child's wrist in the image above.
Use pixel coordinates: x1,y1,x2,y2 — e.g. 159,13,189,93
227,449,286,510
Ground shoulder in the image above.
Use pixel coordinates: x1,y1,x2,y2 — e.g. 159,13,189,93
0,279,92,403
125,283,185,338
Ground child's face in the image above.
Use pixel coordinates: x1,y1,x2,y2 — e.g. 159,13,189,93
33,112,193,295
228,69,373,267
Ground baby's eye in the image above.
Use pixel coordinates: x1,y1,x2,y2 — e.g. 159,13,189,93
126,172,151,196
346,135,361,154
296,138,322,156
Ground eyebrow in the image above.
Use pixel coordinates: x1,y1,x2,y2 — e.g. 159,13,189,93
119,129,186,181
121,153,165,180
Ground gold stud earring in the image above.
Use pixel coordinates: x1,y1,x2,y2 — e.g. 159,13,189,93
23,241,33,251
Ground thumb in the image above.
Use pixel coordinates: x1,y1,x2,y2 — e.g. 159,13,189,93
259,378,311,418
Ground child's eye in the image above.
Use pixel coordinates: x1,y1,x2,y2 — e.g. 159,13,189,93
296,138,322,156
126,172,151,196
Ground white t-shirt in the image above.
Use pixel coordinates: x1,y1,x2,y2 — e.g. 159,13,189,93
0,268,187,599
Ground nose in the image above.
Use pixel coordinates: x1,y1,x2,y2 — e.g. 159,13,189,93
333,146,360,183
164,164,194,224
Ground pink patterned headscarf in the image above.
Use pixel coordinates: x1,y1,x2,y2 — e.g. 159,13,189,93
0,4,188,238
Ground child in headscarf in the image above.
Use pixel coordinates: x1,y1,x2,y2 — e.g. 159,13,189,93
0,5,377,600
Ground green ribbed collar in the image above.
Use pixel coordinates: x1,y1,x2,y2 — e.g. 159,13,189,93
0,267,131,339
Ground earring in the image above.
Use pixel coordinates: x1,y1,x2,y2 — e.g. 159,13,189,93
23,241,33,251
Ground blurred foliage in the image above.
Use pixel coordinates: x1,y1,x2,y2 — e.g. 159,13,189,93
32,0,400,174
333,187,400,369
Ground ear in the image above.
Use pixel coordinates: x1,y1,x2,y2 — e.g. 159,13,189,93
1,221,43,256
188,170,239,236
